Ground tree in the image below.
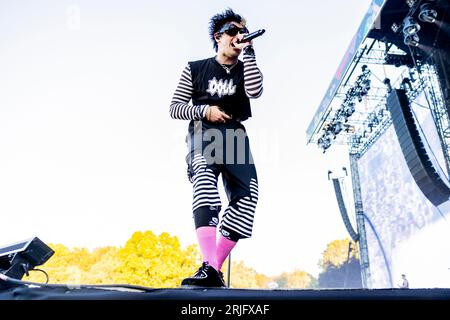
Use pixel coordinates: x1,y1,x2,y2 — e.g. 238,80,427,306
25,230,316,289
24,243,97,284
317,238,362,288
114,231,200,288
24,231,201,288
273,270,316,289
318,238,359,270
224,260,260,288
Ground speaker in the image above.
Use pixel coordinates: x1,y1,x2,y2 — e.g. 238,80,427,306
332,178,359,242
387,89,450,206
0,237,54,280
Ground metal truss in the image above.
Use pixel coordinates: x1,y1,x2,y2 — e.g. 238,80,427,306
313,36,450,173
349,61,450,175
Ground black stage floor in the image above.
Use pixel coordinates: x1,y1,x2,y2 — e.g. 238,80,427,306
1,275,449,318
1,274,450,300
2,284,450,300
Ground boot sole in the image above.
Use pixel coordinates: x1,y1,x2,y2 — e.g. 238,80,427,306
180,285,228,289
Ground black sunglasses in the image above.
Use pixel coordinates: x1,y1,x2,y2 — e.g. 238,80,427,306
218,23,249,37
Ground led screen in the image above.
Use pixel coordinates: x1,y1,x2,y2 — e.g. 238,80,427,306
358,92,450,288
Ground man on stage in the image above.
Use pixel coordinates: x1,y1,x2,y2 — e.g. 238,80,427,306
169,8,264,287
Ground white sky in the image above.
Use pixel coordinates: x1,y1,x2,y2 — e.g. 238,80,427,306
0,0,372,277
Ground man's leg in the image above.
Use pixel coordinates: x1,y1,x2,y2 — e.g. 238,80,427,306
181,153,225,287
190,153,221,269
216,234,238,271
218,161,258,271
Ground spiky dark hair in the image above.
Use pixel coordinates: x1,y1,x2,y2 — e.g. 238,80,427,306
209,8,246,52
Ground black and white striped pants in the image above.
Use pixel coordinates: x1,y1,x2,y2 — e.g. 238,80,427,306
186,121,258,241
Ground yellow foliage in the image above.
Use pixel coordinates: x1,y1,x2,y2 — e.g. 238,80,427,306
220,260,277,289
24,231,200,288
23,231,317,289
275,269,315,288
84,247,122,284
225,260,259,288
255,273,271,288
25,243,91,284
115,231,200,288
318,238,359,270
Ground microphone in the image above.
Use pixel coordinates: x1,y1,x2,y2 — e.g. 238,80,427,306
237,29,266,43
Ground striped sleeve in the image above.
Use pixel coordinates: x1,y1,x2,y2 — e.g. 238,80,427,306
243,48,263,98
169,64,208,120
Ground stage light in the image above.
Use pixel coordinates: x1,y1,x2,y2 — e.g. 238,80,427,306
0,237,54,280
406,0,417,8
343,102,355,118
419,3,437,23
327,130,336,140
409,69,417,82
404,33,420,47
391,22,400,33
337,114,347,125
403,16,421,35
318,138,331,152
401,77,413,91
332,120,343,135
369,112,380,126
361,79,371,96
383,78,392,92
318,131,332,152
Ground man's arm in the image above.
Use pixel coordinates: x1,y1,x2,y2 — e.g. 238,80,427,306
169,64,209,120
243,46,263,98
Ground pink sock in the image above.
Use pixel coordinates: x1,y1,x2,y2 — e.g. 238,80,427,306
216,234,237,271
196,226,218,270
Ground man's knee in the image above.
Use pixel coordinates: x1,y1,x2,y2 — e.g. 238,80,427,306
193,206,221,228
219,226,245,242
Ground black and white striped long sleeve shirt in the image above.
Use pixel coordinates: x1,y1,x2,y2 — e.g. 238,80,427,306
169,50,263,121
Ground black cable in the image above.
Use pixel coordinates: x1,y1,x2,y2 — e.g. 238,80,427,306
29,268,50,284
2,274,153,292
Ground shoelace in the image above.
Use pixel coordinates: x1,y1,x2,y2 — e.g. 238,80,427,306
193,262,209,277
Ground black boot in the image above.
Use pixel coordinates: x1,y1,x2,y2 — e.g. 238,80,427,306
181,262,226,288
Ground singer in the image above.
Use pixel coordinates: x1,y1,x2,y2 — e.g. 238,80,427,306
169,8,264,288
